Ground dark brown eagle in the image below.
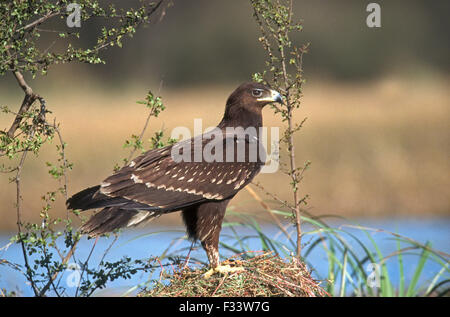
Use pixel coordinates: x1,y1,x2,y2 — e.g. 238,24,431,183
66,82,281,277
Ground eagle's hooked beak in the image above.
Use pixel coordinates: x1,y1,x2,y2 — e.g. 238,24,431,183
257,89,282,103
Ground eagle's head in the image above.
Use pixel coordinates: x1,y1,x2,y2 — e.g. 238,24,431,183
221,82,282,128
226,82,282,109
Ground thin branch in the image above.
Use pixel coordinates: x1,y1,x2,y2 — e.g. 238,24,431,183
126,81,164,163
126,106,156,163
20,11,61,32
42,245,62,297
245,184,293,244
38,240,78,297
14,96,49,296
75,237,98,297
51,121,70,218
89,0,165,56
15,133,40,296
6,69,40,138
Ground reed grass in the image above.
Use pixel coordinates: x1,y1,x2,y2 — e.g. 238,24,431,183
138,207,449,297
219,209,449,297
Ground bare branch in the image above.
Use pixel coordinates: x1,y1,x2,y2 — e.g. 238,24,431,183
6,67,41,138
21,11,61,32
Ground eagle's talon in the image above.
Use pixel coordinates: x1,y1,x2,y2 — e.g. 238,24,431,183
203,264,245,279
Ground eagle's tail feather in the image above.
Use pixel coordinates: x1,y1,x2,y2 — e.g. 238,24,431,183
66,185,103,210
80,207,153,237
66,185,145,211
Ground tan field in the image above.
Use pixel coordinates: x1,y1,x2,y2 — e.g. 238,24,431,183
0,76,449,230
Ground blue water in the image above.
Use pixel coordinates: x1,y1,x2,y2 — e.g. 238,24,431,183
0,217,449,296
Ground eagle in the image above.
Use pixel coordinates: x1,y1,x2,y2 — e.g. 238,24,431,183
66,82,282,277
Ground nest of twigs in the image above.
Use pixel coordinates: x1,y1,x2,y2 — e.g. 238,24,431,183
139,251,329,297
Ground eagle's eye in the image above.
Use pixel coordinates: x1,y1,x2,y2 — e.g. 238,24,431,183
252,89,263,97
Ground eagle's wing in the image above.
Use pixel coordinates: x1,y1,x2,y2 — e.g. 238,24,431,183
67,133,264,214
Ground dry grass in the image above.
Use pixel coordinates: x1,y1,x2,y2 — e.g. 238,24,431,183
0,76,449,230
139,251,328,297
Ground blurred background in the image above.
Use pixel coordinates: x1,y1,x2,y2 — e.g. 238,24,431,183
0,0,449,231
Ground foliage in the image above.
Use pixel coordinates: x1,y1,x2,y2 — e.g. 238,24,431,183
250,0,310,258
116,91,177,171
0,0,165,77
0,0,169,297
215,208,450,297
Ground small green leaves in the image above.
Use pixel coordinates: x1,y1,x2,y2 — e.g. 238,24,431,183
0,0,167,297
123,101,174,153
252,72,264,83
123,134,143,151
137,91,165,117
0,0,162,76
115,89,174,171
150,130,177,149
251,0,309,259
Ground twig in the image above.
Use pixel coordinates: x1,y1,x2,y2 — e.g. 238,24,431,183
14,120,40,296
126,81,164,163
252,0,307,259
181,240,195,271
41,244,62,297
51,122,70,215
20,11,61,32
6,70,40,138
89,0,165,56
211,273,229,296
75,237,99,297
99,235,119,268
38,239,78,297
245,184,293,243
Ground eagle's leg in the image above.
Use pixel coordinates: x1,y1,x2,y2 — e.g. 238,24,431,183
181,199,244,279
202,240,220,268
202,238,244,279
